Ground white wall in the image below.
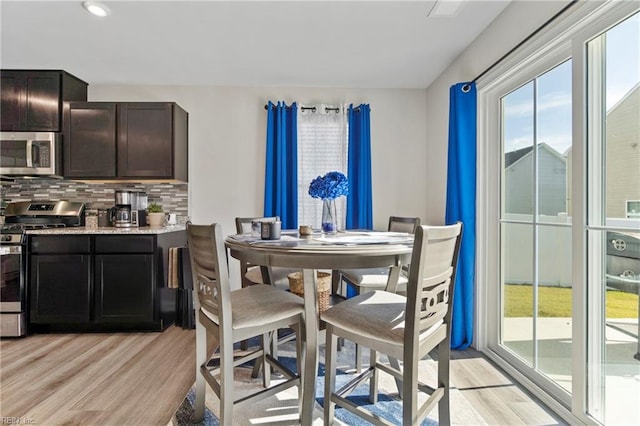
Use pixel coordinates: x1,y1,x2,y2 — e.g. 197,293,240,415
423,0,571,224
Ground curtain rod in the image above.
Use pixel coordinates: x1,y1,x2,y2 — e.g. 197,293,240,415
462,0,578,92
263,104,342,112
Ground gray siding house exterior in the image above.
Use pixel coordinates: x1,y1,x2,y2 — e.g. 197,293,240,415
606,83,640,219
505,143,567,216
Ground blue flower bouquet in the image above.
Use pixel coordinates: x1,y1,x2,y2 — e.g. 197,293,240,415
308,171,349,234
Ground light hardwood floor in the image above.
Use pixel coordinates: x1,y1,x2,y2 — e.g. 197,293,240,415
0,326,565,425
0,326,195,425
448,349,565,425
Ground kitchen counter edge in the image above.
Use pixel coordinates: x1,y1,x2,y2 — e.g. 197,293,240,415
25,225,186,235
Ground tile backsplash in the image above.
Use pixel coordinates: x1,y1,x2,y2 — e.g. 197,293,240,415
1,179,188,218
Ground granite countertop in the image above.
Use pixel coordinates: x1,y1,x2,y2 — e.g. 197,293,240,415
26,225,186,235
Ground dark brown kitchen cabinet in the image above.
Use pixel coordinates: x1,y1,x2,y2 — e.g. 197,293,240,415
94,235,156,324
29,236,91,324
0,70,87,132
30,255,91,324
65,102,117,177
94,254,154,324
27,231,185,333
64,102,188,181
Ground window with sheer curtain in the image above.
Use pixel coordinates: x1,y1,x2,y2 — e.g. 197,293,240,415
297,104,348,229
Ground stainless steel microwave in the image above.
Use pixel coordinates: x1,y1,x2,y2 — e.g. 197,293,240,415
0,132,62,177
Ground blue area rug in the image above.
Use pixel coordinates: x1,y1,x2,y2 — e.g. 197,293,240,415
174,337,446,425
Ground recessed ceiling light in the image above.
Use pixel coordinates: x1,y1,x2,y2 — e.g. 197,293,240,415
82,1,110,18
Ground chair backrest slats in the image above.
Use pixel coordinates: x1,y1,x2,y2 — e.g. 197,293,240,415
187,223,233,325
405,223,462,354
420,267,453,289
418,279,451,330
388,216,421,234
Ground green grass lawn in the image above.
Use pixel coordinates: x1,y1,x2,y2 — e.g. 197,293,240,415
504,284,638,318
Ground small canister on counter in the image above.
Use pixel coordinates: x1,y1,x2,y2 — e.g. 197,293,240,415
85,209,98,229
97,209,111,227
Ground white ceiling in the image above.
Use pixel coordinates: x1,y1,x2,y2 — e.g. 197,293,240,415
0,0,511,89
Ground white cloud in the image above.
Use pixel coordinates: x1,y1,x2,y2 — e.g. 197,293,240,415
505,136,532,151
504,92,571,118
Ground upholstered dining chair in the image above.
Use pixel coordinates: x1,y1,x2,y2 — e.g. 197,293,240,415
338,216,422,295
322,222,463,426
187,223,306,425
336,215,421,371
235,216,298,290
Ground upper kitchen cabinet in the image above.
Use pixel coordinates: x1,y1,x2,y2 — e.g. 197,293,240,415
0,70,88,132
65,102,188,181
118,103,187,180
66,102,116,177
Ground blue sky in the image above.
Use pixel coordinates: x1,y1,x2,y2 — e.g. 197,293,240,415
503,12,639,155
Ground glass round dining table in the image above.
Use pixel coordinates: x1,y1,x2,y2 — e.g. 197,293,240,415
225,230,413,424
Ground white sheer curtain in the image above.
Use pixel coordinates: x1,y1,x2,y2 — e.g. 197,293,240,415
297,104,348,230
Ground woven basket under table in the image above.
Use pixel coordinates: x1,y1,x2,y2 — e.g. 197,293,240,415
287,271,331,313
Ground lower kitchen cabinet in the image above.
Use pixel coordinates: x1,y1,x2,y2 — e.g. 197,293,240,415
94,254,154,324
30,254,91,324
27,231,185,332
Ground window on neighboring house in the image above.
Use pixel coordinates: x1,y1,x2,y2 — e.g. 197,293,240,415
627,200,640,218
297,105,348,229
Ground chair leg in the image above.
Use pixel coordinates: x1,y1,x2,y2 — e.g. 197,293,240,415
291,322,305,417
219,334,235,425
194,320,207,422
355,343,362,373
402,356,418,426
251,356,263,379
331,270,341,295
262,332,271,388
240,277,250,351
389,356,403,399
369,349,378,403
324,324,338,425
438,339,451,426
272,329,279,361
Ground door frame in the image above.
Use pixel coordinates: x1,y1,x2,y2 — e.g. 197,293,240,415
475,1,639,424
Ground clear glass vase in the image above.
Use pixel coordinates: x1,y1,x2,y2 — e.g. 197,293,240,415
321,199,338,235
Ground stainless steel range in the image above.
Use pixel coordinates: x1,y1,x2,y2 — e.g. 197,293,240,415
0,200,85,337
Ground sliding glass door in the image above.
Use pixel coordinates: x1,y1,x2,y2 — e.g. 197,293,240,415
480,3,639,424
500,59,574,394
585,13,640,424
